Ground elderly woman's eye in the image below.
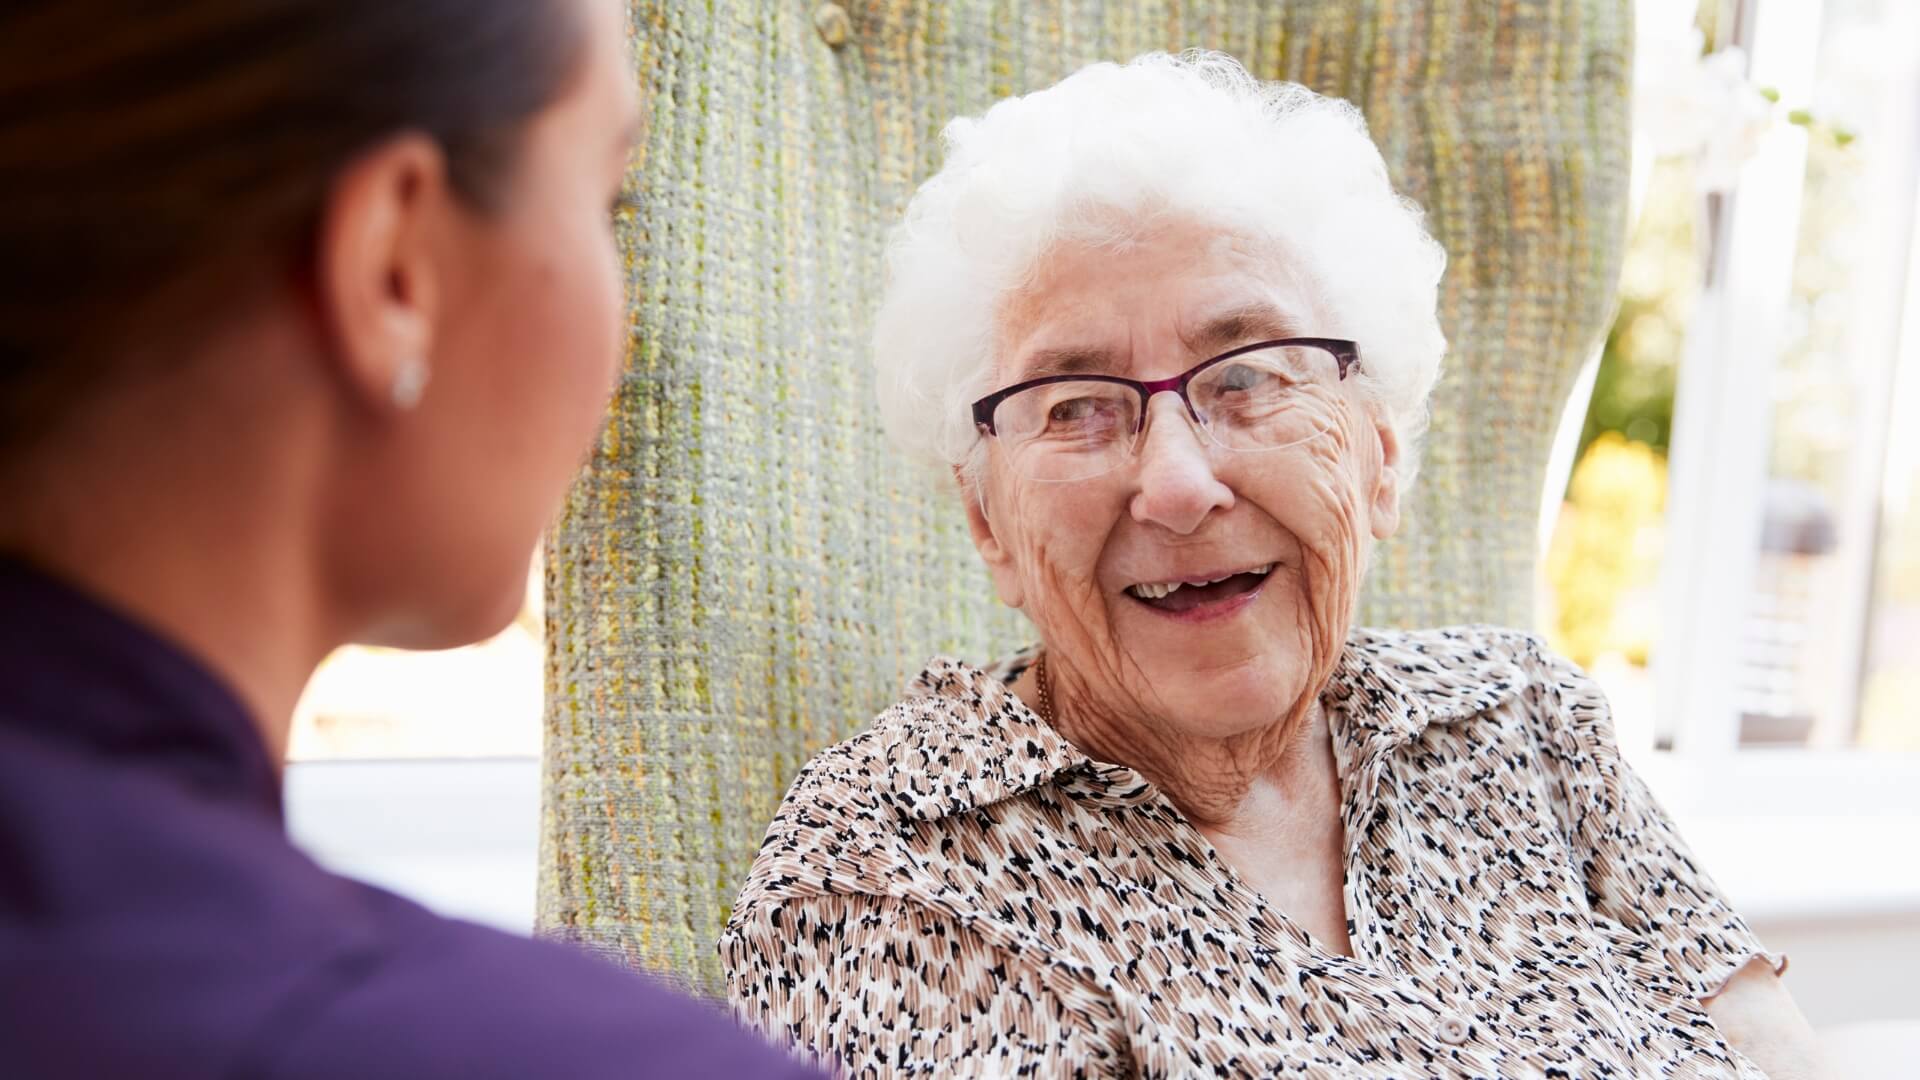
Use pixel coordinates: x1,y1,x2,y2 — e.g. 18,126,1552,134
1048,397,1109,425
1031,393,1130,443
1217,362,1285,395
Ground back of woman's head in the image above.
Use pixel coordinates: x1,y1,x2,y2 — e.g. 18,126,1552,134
0,0,584,450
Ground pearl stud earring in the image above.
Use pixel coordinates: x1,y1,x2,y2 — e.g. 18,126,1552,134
390,357,430,410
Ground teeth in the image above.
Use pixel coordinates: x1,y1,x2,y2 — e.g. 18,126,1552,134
1127,564,1273,600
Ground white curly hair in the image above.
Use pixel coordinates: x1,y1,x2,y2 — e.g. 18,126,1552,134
871,50,1448,490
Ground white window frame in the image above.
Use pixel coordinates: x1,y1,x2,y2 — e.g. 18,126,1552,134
1655,0,1920,754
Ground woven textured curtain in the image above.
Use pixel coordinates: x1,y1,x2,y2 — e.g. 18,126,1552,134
541,0,1632,995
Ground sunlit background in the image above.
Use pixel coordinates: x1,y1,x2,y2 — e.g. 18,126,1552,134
288,557,543,759
1540,0,1917,759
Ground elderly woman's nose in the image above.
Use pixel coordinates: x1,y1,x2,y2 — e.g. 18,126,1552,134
1129,397,1234,533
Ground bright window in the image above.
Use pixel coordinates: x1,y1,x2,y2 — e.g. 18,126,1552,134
1549,0,1920,754
285,557,544,760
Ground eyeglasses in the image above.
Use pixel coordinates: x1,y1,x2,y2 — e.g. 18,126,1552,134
970,337,1361,482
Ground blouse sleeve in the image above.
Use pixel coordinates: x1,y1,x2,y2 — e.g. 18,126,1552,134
1524,640,1786,1002
719,893,1128,1079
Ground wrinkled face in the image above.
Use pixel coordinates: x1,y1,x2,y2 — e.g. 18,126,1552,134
968,223,1402,738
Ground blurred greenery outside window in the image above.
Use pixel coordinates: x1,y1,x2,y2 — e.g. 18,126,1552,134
1548,0,1917,752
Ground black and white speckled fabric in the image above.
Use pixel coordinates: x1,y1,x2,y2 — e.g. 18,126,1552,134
721,625,1781,1078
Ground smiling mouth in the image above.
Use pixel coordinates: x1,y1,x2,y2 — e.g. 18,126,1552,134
1124,564,1274,614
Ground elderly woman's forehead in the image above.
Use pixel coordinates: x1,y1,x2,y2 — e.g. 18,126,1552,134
994,232,1322,371
1002,300,1306,374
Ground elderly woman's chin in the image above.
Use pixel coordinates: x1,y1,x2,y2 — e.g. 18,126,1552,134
1109,571,1322,741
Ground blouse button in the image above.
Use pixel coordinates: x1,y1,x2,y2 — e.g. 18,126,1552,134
1436,1015,1471,1045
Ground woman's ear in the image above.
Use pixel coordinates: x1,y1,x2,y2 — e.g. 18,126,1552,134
1369,420,1402,541
311,133,448,414
958,464,1025,609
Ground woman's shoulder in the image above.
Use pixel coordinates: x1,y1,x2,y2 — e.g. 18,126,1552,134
1337,624,1607,729
1345,623,1600,686
1335,627,1623,815
275,906,821,1079
779,654,1044,804
731,653,1086,914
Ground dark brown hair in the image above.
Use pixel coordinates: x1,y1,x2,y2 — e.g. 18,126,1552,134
0,0,585,448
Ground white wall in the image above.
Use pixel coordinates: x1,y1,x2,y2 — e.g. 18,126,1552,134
286,758,539,934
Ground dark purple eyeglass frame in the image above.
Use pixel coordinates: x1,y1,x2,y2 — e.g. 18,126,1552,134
970,337,1362,436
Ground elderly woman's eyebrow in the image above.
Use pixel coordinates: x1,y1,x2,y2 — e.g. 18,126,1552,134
1184,303,1307,356
1015,345,1122,380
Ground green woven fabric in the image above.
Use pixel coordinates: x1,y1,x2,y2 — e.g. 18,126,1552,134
540,0,1632,995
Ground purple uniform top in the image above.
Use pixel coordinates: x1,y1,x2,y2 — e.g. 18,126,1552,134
0,557,822,1080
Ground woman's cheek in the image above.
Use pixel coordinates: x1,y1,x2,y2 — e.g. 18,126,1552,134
1283,417,1368,674
580,212,626,395
1020,523,1100,635
1281,417,1363,565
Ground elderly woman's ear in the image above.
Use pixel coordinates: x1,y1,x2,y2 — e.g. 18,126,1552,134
1368,417,1403,541
958,465,1026,610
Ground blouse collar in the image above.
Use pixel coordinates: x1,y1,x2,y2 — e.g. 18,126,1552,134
882,626,1532,823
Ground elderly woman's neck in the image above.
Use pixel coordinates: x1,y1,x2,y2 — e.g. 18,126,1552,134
1190,708,1339,831
1025,663,1337,827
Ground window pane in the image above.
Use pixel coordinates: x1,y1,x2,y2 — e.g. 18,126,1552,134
286,558,543,760
1550,0,1918,754
1743,0,1917,748
1859,310,1920,750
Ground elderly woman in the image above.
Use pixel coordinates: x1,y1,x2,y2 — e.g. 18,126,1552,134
722,53,1819,1078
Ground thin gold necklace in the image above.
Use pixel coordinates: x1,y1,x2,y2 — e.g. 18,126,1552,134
1033,651,1055,726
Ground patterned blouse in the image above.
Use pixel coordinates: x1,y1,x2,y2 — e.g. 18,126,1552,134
721,626,1783,1078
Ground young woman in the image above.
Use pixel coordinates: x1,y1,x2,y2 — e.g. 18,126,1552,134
0,3,817,1076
